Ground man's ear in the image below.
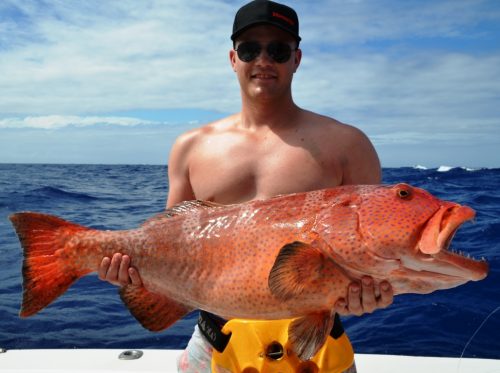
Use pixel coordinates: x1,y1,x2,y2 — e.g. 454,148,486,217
229,49,237,72
293,48,302,73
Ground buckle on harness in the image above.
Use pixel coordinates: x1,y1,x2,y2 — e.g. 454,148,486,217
198,312,353,372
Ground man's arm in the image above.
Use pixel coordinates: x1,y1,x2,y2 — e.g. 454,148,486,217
341,126,382,185
98,132,197,287
335,126,393,315
166,132,197,208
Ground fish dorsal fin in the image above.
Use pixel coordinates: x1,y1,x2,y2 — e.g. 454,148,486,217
169,200,224,215
142,200,224,226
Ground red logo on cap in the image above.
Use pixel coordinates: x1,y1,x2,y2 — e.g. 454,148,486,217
272,12,294,26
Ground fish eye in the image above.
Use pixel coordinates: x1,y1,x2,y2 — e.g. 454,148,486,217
397,188,412,199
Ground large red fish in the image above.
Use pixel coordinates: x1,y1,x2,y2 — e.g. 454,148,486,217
10,183,488,360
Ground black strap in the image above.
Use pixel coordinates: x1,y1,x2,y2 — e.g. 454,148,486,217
198,311,231,353
198,311,345,353
330,313,345,339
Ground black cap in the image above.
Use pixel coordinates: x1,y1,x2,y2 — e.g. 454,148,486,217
231,0,301,43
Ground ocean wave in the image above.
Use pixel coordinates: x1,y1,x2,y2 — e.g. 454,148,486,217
408,165,486,173
1,164,499,358
30,186,99,201
437,165,456,172
437,165,480,172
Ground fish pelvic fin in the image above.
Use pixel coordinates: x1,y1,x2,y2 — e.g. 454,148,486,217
268,241,327,301
288,311,335,361
9,212,92,317
120,285,192,331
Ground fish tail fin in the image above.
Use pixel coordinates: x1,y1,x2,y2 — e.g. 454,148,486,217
9,212,92,317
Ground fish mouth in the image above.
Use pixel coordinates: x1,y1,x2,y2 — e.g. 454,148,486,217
415,203,488,281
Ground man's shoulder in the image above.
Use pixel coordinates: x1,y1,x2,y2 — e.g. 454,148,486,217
174,113,240,147
302,110,368,140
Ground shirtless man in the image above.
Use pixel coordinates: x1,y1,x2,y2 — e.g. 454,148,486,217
99,1,393,371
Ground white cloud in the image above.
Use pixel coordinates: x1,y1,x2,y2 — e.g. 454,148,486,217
370,130,497,146
0,115,157,129
1,0,498,117
0,0,499,166
297,0,500,45
295,52,500,127
0,0,237,115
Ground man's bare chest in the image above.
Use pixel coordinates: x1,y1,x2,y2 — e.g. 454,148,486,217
189,139,342,203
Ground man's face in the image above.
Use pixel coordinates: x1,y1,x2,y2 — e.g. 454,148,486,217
230,25,301,101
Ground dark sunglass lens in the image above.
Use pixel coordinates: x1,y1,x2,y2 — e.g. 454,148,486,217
268,42,292,63
236,42,261,62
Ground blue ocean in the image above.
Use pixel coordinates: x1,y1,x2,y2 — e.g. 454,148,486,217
0,164,499,359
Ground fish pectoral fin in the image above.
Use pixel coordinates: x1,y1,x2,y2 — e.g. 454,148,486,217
119,285,192,332
268,241,327,301
288,311,335,361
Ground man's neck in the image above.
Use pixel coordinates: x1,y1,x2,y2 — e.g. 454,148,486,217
239,96,301,130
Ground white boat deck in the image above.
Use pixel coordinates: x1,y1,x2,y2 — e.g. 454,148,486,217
1,349,500,373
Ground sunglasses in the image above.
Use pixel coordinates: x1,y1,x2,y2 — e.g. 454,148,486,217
235,41,296,64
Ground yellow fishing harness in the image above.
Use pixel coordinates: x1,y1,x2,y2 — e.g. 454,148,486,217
198,312,354,373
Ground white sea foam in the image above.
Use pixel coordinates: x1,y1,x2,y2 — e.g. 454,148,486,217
437,165,480,172
414,165,428,170
437,165,455,172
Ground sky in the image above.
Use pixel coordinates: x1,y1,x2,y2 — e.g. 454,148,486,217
0,0,499,168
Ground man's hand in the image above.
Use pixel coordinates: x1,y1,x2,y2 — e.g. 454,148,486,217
98,253,143,287
335,276,393,316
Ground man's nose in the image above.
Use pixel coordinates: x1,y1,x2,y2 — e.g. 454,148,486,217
254,47,273,64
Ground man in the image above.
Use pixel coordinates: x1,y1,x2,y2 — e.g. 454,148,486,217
99,0,393,371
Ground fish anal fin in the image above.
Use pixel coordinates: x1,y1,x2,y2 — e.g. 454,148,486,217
268,241,327,301
288,311,335,361
120,285,192,331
